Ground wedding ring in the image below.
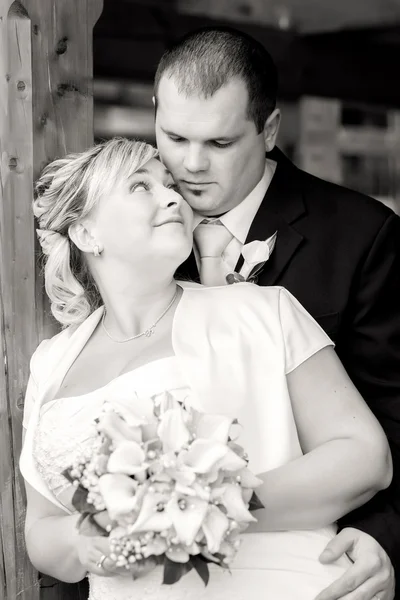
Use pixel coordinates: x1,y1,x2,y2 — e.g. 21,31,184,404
96,554,108,570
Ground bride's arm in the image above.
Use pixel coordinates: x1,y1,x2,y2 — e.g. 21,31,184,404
250,346,392,532
25,482,111,583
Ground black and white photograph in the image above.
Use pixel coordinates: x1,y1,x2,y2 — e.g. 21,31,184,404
0,1,399,599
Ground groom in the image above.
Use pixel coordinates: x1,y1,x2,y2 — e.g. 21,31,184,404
154,27,400,600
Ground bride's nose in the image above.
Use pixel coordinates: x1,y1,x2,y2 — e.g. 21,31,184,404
159,186,183,208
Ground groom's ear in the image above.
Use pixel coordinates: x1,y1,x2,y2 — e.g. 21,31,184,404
263,108,281,152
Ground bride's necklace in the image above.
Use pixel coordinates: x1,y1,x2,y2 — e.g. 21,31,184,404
101,287,179,343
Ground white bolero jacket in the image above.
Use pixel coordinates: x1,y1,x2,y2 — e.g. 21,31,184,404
20,283,333,511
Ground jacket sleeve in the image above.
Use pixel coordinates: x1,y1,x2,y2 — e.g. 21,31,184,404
22,339,51,430
336,212,400,569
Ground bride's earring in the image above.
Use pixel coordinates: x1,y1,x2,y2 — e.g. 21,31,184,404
93,245,102,257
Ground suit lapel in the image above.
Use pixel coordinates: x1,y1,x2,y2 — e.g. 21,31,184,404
235,148,306,286
175,250,200,283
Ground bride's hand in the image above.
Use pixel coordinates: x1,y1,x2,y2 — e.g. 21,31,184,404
77,534,159,579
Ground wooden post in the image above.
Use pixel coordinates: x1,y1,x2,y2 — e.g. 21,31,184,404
298,96,342,184
0,1,103,599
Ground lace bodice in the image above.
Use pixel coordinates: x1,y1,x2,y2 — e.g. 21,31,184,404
33,357,189,511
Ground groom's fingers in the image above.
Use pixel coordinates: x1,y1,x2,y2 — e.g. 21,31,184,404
314,555,393,600
314,566,371,600
316,529,394,600
326,582,388,600
319,530,355,564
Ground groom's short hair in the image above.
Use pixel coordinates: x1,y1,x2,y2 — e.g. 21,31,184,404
154,26,278,134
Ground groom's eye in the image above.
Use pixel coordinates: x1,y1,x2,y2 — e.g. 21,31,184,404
169,135,185,144
212,140,234,149
167,182,180,192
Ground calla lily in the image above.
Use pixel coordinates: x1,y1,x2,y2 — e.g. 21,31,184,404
186,541,201,555
240,233,277,279
218,539,239,563
155,391,181,415
182,439,246,474
181,439,228,473
106,389,155,427
202,505,230,553
242,488,253,504
98,473,139,520
165,495,209,547
158,407,190,453
220,483,256,523
97,411,142,446
129,490,172,533
141,422,159,442
215,449,247,473
166,546,190,563
93,454,109,475
192,413,233,444
235,468,263,489
107,440,147,475
165,460,196,487
142,535,169,558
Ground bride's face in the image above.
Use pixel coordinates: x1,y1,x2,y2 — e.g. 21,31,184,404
91,158,193,270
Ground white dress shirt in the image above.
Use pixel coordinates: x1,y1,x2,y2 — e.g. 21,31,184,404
192,158,277,277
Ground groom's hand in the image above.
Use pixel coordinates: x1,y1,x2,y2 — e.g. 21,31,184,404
314,528,395,600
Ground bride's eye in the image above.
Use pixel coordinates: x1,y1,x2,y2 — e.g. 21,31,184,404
129,181,150,193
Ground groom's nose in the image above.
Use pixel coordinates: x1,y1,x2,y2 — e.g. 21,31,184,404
183,145,209,173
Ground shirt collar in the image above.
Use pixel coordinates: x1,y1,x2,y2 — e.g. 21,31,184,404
192,159,276,244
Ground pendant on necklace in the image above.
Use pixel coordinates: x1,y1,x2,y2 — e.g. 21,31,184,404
144,327,155,338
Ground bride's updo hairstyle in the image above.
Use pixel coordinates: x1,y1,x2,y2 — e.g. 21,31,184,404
33,138,158,328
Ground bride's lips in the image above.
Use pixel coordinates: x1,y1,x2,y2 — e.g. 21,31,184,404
155,217,184,227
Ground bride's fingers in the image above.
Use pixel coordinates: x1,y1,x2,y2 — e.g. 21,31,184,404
91,552,116,577
128,556,160,580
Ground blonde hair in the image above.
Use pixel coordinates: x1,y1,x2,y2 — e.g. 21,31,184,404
33,138,159,327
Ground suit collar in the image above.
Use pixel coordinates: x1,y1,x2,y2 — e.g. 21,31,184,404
177,148,307,285
245,147,306,240
236,148,306,284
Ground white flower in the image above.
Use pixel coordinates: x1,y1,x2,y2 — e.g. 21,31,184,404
239,232,277,279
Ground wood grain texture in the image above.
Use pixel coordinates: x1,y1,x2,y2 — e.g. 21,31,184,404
0,1,103,598
178,0,400,33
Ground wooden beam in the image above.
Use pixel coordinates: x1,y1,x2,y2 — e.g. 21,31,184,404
0,1,103,598
94,3,302,95
101,0,400,33
178,0,400,33
301,31,400,108
93,4,400,107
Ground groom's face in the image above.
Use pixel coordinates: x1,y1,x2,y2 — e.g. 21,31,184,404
155,76,268,216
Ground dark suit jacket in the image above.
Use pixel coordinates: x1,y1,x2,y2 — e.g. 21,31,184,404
178,147,400,572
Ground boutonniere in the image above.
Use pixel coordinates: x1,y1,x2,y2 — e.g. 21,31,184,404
226,232,277,285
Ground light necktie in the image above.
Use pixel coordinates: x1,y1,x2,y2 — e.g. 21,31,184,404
194,222,233,286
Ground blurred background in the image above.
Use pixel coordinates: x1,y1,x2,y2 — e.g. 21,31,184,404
92,0,400,213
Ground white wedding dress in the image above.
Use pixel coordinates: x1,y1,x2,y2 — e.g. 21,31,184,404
33,354,351,600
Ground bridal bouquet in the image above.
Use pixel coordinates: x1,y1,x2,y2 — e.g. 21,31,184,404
63,391,263,585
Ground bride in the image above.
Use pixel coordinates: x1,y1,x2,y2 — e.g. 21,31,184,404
20,137,392,600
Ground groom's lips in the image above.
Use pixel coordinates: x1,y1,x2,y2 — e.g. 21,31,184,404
182,180,213,187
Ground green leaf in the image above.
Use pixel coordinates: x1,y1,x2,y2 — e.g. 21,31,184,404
247,260,267,281
191,556,210,586
61,467,75,484
78,513,108,537
162,557,193,585
71,485,98,514
249,491,265,511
